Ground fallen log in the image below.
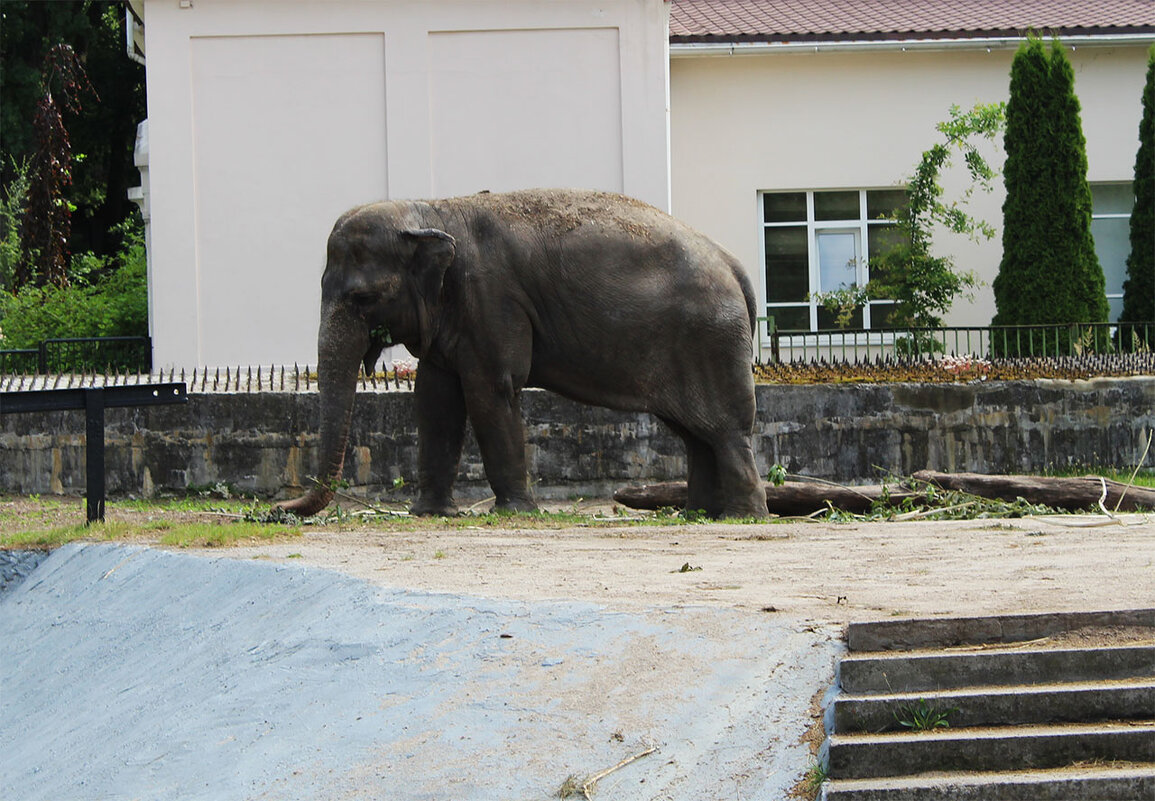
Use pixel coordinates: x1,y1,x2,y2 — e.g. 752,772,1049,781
913,470,1155,513
612,481,924,516
613,471,1155,516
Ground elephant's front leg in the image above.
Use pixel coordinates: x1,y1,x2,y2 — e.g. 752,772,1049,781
411,361,467,516
463,373,537,513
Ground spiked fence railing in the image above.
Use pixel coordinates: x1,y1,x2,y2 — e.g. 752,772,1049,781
3,322,1151,393
756,319,1155,365
0,364,417,394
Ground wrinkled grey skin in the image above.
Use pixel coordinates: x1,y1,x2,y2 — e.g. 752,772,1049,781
277,189,768,519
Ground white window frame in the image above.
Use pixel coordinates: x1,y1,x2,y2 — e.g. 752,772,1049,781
1090,182,1133,322
759,189,900,343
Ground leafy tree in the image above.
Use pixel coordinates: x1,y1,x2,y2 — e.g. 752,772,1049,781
866,103,1004,330
0,2,148,369
18,42,97,289
992,36,1109,352
0,158,30,291
0,1,145,264
1120,46,1155,346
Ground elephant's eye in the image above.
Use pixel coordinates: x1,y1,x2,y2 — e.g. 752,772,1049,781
349,290,377,307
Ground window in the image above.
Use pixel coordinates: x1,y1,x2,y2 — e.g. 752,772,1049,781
761,189,905,332
1090,183,1133,322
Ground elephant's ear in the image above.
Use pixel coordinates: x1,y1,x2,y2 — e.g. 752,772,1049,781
400,228,456,304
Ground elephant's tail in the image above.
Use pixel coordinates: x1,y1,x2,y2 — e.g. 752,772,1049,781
730,260,759,339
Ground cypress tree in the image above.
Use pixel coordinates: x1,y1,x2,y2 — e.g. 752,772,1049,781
1051,40,1109,324
1119,46,1155,346
992,37,1109,352
992,38,1051,330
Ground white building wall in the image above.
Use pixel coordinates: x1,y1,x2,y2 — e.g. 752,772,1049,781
141,0,670,370
670,43,1151,331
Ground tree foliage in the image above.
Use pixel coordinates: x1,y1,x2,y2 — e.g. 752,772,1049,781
0,1,145,263
0,219,147,349
18,43,97,290
1120,46,1155,342
866,103,1004,329
0,2,149,358
0,158,29,291
992,37,1109,347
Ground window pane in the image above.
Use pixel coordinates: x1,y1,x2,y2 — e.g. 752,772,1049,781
818,305,863,329
867,223,905,260
763,192,806,223
814,190,859,221
867,189,907,219
1109,296,1124,322
1091,183,1134,215
868,300,898,328
765,226,809,302
765,305,809,331
1092,216,1129,297
817,230,858,291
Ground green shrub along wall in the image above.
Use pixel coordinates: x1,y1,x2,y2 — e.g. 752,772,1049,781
2,378,1153,501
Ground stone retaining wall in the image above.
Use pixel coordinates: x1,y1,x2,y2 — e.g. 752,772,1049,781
2,378,1152,501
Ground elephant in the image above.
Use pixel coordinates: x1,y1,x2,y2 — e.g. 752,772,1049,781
276,188,769,519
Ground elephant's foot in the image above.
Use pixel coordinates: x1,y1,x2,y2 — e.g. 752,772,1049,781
493,494,538,514
410,495,459,517
716,485,771,520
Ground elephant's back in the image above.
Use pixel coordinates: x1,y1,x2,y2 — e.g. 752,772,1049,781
441,188,672,240
441,187,754,335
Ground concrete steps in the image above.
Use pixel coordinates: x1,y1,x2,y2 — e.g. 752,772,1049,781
819,609,1155,801
822,765,1155,801
833,679,1155,732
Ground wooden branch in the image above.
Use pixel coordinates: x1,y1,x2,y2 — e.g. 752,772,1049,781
612,481,923,516
612,471,1155,516
581,747,656,799
912,470,1155,512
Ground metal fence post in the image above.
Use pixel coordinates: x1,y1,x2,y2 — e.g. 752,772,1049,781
84,388,106,524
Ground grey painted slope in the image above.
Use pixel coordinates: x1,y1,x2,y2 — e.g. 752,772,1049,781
0,544,840,801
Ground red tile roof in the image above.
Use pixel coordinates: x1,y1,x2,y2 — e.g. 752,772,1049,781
669,0,1155,43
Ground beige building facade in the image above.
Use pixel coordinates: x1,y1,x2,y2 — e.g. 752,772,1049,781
669,40,1151,340
130,0,1153,368
132,0,671,370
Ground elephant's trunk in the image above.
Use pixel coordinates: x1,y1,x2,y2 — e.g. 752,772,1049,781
276,303,368,517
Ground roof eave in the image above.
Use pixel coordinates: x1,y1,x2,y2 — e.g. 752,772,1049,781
669,30,1155,57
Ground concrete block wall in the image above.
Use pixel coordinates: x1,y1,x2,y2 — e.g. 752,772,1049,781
2,378,1152,502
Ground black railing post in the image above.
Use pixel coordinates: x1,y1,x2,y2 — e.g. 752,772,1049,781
1,383,186,524
84,388,106,524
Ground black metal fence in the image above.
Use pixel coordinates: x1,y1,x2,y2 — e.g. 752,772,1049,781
0,336,151,374
756,319,1155,364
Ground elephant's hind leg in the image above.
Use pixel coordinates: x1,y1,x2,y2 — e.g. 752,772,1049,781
662,416,723,518
685,430,766,519
663,405,768,519
709,430,769,519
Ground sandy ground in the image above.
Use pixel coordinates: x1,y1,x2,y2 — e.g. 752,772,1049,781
2,502,1153,801
217,506,1155,624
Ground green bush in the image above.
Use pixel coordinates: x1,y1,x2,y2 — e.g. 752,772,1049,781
0,217,147,349
0,157,29,291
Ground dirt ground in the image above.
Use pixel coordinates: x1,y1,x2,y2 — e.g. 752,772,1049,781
6,495,1154,624
231,509,1155,625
